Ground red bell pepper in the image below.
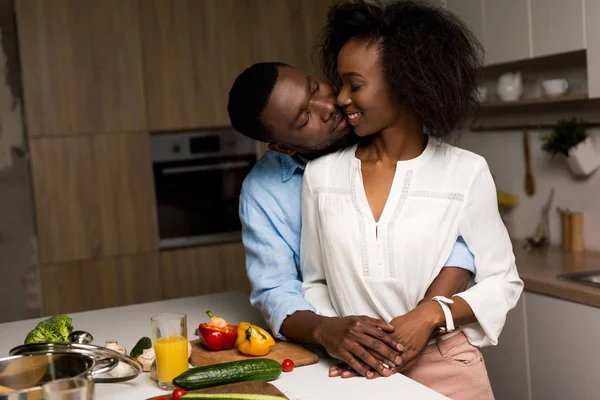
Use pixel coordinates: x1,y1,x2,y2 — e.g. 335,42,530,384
198,310,237,351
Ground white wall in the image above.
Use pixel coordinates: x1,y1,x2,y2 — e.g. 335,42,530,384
459,128,600,251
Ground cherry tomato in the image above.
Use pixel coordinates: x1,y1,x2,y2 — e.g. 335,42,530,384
172,388,186,400
282,358,294,372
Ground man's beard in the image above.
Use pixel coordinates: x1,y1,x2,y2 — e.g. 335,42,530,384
294,131,361,160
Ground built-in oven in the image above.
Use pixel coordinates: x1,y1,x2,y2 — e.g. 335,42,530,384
151,129,257,249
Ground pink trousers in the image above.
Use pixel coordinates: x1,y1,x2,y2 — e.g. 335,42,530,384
403,332,495,400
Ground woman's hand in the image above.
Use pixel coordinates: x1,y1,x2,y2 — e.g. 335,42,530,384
388,302,443,372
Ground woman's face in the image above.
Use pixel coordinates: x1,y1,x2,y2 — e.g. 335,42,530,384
336,39,402,137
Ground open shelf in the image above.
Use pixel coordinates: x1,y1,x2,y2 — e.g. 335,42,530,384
471,51,598,131
481,93,588,108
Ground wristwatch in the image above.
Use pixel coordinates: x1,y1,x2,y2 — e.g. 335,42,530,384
432,296,455,334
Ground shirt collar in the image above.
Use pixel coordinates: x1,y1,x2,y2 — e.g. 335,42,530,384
279,153,306,182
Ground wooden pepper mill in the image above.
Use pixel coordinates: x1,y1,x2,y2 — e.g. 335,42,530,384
561,211,584,253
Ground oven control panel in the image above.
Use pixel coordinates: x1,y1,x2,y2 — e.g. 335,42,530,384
151,128,257,162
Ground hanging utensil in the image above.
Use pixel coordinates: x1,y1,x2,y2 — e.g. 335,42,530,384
525,188,555,250
533,188,555,239
523,130,535,196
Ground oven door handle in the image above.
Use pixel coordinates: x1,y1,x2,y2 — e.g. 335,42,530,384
161,161,250,175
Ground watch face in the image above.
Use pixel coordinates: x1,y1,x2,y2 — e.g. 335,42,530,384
437,327,454,334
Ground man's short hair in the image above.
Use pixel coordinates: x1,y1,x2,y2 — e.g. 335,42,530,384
227,62,289,142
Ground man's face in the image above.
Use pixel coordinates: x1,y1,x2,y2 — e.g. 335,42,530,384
260,66,355,158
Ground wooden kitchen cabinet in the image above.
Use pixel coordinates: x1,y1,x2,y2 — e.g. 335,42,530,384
254,0,336,78
42,253,162,315
15,0,146,137
481,297,531,400
445,0,485,51
30,132,159,264
483,0,531,65
530,0,585,58
159,242,250,300
140,0,334,131
526,292,599,400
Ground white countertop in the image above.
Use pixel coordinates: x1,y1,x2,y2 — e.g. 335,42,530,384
0,292,447,400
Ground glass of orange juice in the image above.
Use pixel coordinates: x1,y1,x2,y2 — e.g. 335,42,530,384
151,313,189,390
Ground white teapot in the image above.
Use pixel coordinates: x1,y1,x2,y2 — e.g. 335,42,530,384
497,72,523,102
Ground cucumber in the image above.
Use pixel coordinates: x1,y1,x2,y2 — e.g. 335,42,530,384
182,395,286,400
173,359,282,391
130,336,152,359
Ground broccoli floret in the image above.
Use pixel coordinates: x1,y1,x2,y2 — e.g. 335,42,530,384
24,328,47,344
23,315,74,344
45,315,74,339
24,323,62,344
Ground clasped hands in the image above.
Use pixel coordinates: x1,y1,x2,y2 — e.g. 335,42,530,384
320,302,441,379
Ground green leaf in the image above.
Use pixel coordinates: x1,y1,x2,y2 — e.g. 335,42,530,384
541,118,587,158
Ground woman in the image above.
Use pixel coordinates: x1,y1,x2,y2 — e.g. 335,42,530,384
300,1,523,399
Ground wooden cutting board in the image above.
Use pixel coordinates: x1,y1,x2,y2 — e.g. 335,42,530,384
146,382,288,399
190,338,318,368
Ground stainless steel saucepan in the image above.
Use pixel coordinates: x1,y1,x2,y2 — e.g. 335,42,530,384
0,353,116,400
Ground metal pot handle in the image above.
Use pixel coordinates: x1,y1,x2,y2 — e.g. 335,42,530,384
90,357,118,377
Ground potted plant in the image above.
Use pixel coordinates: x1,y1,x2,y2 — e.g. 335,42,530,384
541,118,599,177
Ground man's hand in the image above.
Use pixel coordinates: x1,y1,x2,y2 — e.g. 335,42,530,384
315,315,404,379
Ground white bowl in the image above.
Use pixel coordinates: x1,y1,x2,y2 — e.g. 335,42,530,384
542,79,568,97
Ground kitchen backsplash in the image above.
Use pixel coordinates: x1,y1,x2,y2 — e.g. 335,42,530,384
460,128,600,251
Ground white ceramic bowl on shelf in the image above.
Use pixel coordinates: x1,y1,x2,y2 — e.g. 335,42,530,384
541,79,568,97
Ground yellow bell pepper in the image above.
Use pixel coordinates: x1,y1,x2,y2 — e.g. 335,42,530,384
237,322,275,356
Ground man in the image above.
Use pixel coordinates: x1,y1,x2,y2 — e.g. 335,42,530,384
227,62,475,379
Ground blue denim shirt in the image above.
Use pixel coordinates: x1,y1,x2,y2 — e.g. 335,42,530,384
239,151,475,338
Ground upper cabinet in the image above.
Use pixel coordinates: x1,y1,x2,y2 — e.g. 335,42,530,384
446,0,531,65
140,0,334,131
446,0,588,64
446,0,599,98
445,0,485,52
531,0,585,57
15,0,147,137
139,0,234,131
483,0,531,65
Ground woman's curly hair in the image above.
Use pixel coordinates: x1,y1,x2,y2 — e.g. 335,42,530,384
319,0,484,138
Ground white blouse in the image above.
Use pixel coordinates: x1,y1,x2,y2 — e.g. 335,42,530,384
300,138,523,348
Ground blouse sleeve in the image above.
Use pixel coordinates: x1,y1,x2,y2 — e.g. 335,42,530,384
455,158,524,347
300,172,338,317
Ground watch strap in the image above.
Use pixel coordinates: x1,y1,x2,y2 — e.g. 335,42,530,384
432,296,455,333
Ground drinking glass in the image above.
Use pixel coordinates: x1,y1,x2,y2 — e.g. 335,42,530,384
42,376,94,400
151,313,189,390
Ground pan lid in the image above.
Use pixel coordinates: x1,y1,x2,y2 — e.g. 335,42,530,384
8,342,140,383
